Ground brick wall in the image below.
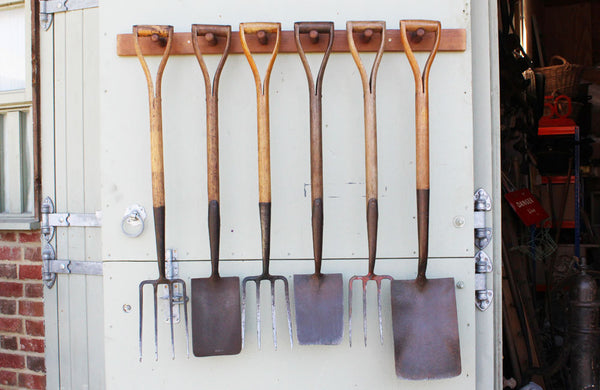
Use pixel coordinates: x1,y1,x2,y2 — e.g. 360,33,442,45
0,231,45,390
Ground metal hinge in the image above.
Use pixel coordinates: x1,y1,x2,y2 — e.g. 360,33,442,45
41,196,102,288
41,197,102,242
474,251,493,311
474,188,493,311
474,188,492,250
40,0,99,30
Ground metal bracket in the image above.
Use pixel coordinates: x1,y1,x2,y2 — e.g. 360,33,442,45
160,249,184,323
41,197,102,242
474,188,492,250
475,250,494,311
41,196,103,288
40,0,99,30
42,242,103,288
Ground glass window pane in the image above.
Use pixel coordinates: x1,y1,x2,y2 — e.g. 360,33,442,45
0,7,25,92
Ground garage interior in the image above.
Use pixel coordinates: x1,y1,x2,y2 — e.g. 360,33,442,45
499,0,600,388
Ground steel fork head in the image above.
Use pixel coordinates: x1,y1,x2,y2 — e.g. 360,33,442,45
139,278,189,361
348,274,393,347
241,274,293,350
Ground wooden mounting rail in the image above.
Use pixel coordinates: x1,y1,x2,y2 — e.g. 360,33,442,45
117,28,466,56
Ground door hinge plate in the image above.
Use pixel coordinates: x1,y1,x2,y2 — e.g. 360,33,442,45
40,0,99,30
475,250,494,311
42,243,103,288
41,197,101,241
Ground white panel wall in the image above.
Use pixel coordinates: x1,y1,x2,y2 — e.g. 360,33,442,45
97,0,496,388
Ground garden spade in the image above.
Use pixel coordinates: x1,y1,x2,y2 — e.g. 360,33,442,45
189,24,242,357
390,20,461,380
292,22,343,346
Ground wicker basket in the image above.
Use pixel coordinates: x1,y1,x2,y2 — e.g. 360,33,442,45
535,56,583,98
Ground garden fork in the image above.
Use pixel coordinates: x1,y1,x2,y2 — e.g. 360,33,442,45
134,25,189,361
346,21,393,347
238,22,293,350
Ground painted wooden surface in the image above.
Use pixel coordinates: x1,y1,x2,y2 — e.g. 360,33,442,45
105,258,476,389
42,7,105,390
97,0,489,388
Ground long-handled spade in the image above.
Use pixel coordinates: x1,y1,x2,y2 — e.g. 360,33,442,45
292,22,343,346
390,20,461,380
134,25,189,361
239,23,293,350
189,24,242,357
346,21,393,347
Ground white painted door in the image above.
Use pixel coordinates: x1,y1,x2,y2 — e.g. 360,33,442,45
98,0,499,388
40,5,105,390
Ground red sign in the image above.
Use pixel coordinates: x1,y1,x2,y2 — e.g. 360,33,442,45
504,189,550,227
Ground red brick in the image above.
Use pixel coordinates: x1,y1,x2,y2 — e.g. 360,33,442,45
26,356,45,373
24,247,41,263
0,370,17,386
18,373,45,390
25,284,43,298
20,338,44,353
0,353,25,369
19,265,42,280
19,301,44,317
18,232,40,244
0,282,23,297
0,247,21,261
0,318,22,333
0,336,17,351
0,232,17,242
25,320,44,337
0,264,17,279
0,299,16,315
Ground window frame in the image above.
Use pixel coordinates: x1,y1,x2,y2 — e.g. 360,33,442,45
0,0,40,230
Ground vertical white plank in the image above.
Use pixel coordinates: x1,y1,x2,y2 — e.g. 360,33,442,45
64,9,90,389
41,11,59,389
82,8,105,390
4,111,24,213
52,10,73,389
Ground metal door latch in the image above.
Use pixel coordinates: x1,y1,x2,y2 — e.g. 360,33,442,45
474,188,492,250
41,196,103,288
40,0,99,30
475,251,493,311
160,249,185,324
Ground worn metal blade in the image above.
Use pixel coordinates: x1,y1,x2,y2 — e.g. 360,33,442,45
191,276,242,357
391,277,461,380
293,273,343,345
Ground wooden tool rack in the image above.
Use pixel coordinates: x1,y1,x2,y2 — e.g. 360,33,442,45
116,27,466,56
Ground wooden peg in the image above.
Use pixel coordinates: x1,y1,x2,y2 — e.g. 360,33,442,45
361,28,373,43
205,32,218,46
308,29,320,44
257,30,268,45
410,28,426,43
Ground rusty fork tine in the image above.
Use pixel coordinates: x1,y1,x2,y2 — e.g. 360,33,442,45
270,280,277,350
282,278,293,348
256,280,262,349
362,280,368,347
348,277,354,347
168,283,175,359
377,280,383,345
153,284,159,361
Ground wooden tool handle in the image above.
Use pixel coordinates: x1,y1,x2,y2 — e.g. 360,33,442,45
348,21,385,274
400,20,441,283
133,25,173,277
295,21,334,275
239,22,281,204
192,24,231,277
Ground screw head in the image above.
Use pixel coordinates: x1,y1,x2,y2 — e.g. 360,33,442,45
122,304,132,313
453,216,466,228
456,281,465,289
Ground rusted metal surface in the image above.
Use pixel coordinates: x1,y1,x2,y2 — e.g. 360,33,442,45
569,268,600,389
189,24,242,358
346,21,393,348
116,28,467,56
134,25,189,361
239,24,293,350
391,278,461,379
292,22,343,346
390,20,460,379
